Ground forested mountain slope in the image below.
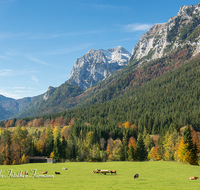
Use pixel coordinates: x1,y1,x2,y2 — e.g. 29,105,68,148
46,52,200,134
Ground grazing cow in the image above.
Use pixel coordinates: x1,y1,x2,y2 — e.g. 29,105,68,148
133,173,139,179
93,170,99,173
42,171,48,174
54,171,61,174
100,170,109,174
62,167,68,170
110,170,117,174
189,176,198,180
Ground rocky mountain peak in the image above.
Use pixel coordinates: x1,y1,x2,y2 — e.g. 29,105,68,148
43,86,56,101
68,46,131,90
130,3,200,65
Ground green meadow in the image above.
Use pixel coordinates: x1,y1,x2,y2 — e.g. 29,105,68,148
0,161,199,190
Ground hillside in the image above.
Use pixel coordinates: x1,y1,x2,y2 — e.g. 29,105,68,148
44,51,200,133
5,3,200,120
0,95,36,120
15,82,83,118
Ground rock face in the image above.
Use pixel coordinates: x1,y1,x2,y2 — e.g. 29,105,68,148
69,46,131,90
130,3,200,65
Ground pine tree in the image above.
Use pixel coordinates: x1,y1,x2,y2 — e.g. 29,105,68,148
120,144,126,161
61,136,67,161
53,136,62,161
136,133,147,161
128,145,134,161
183,125,198,165
183,125,193,150
46,126,54,157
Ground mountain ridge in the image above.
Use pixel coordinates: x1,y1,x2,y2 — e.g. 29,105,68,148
68,46,131,90
130,3,200,65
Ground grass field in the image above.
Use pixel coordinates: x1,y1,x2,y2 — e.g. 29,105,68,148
0,161,199,190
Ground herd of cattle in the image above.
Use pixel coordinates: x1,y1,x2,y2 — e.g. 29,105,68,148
22,167,198,180
21,167,68,176
92,169,116,174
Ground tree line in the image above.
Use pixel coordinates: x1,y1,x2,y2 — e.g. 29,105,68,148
0,120,199,165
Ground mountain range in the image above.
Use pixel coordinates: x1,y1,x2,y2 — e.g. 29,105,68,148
1,3,200,121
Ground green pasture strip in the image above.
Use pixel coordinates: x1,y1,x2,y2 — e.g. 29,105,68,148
0,161,199,190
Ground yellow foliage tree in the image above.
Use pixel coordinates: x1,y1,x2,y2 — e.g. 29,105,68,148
53,126,61,139
177,137,190,163
122,121,131,129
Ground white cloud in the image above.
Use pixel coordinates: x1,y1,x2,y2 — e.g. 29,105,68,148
28,57,50,66
0,86,34,99
0,69,39,77
124,23,152,32
0,69,12,76
0,55,9,59
31,76,39,83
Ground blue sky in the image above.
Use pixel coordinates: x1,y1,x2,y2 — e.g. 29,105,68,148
0,0,200,99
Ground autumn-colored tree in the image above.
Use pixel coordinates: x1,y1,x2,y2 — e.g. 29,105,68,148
35,129,47,155
53,126,61,139
177,125,198,165
49,118,55,127
15,119,26,127
112,138,122,161
13,125,30,164
0,129,12,164
86,131,94,149
27,121,34,128
122,121,131,129
127,137,137,161
61,125,71,140
35,118,44,127
150,146,161,161
68,118,74,126
177,137,189,163
54,116,64,127
163,131,176,161
32,119,37,128
106,138,114,156
89,144,101,161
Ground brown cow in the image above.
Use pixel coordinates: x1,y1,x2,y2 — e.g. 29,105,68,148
22,171,28,175
54,171,61,174
189,176,198,180
110,170,116,174
100,170,109,174
42,171,48,174
133,173,139,179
